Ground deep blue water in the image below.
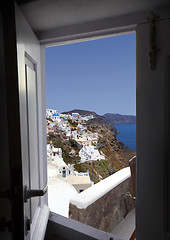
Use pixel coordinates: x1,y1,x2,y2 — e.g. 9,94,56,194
114,124,136,151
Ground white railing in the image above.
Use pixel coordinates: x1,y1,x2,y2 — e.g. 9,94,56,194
69,167,135,233
70,167,131,209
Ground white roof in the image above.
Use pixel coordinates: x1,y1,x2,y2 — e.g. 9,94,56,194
48,177,78,217
86,146,94,153
47,144,52,152
81,115,94,121
66,176,91,185
70,167,131,209
53,156,67,169
46,108,58,112
77,136,90,141
53,147,61,153
47,162,60,177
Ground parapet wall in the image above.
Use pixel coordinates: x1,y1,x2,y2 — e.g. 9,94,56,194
69,167,135,232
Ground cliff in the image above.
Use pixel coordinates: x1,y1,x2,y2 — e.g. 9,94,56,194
103,113,136,124
50,109,136,183
81,119,135,183
63,109,136,125
62,109,118,134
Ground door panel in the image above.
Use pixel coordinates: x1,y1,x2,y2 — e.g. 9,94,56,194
15,4,49,239
25,60,40,223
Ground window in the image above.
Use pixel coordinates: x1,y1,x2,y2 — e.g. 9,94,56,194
45,33,136,237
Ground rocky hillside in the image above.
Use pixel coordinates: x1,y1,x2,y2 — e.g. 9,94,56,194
62,109,118,135
62,109,97,117
103,113,136,124
82,120,136,183
63,109,136,125
50,109,136,183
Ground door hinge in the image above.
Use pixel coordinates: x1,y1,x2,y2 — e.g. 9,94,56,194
25,217,30,234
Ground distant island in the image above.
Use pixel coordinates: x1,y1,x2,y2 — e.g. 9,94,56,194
103,113,136,125
62,109,136,125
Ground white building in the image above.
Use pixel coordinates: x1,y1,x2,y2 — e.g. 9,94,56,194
66,175,92,193
46,122,56,136
81,115,94,121
75,135,92,147
72,113,79,119
60,113,71,120
65,125,71,137
47,166,78,217
46,108,58,118
47,143,71,178
47,143,62,160
52,112,60,121
79,145,105,162
71,113,82,123
53,156,70,178
57,119,67,131
71,130,78,139
77,123,87,134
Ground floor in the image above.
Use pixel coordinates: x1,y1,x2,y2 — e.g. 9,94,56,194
111,208,135,240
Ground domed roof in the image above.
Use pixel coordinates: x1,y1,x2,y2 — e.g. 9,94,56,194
53,113,59,116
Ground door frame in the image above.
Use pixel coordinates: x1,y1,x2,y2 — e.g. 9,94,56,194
1,2,24,239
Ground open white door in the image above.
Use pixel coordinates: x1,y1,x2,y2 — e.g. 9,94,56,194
15,4,49,240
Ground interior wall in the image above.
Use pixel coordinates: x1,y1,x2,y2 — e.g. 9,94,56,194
136,18,170,239
0,2,25,239
0,11,12,240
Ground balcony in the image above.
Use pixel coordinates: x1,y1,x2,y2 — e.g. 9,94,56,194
69,167,135,235
46,159,136,240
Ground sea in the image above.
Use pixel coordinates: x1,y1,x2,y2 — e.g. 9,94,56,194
114,124,136,151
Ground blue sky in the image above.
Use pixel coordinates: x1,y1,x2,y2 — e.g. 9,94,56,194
45,33,136,116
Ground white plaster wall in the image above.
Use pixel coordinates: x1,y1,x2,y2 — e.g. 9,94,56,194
73,183,92,193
